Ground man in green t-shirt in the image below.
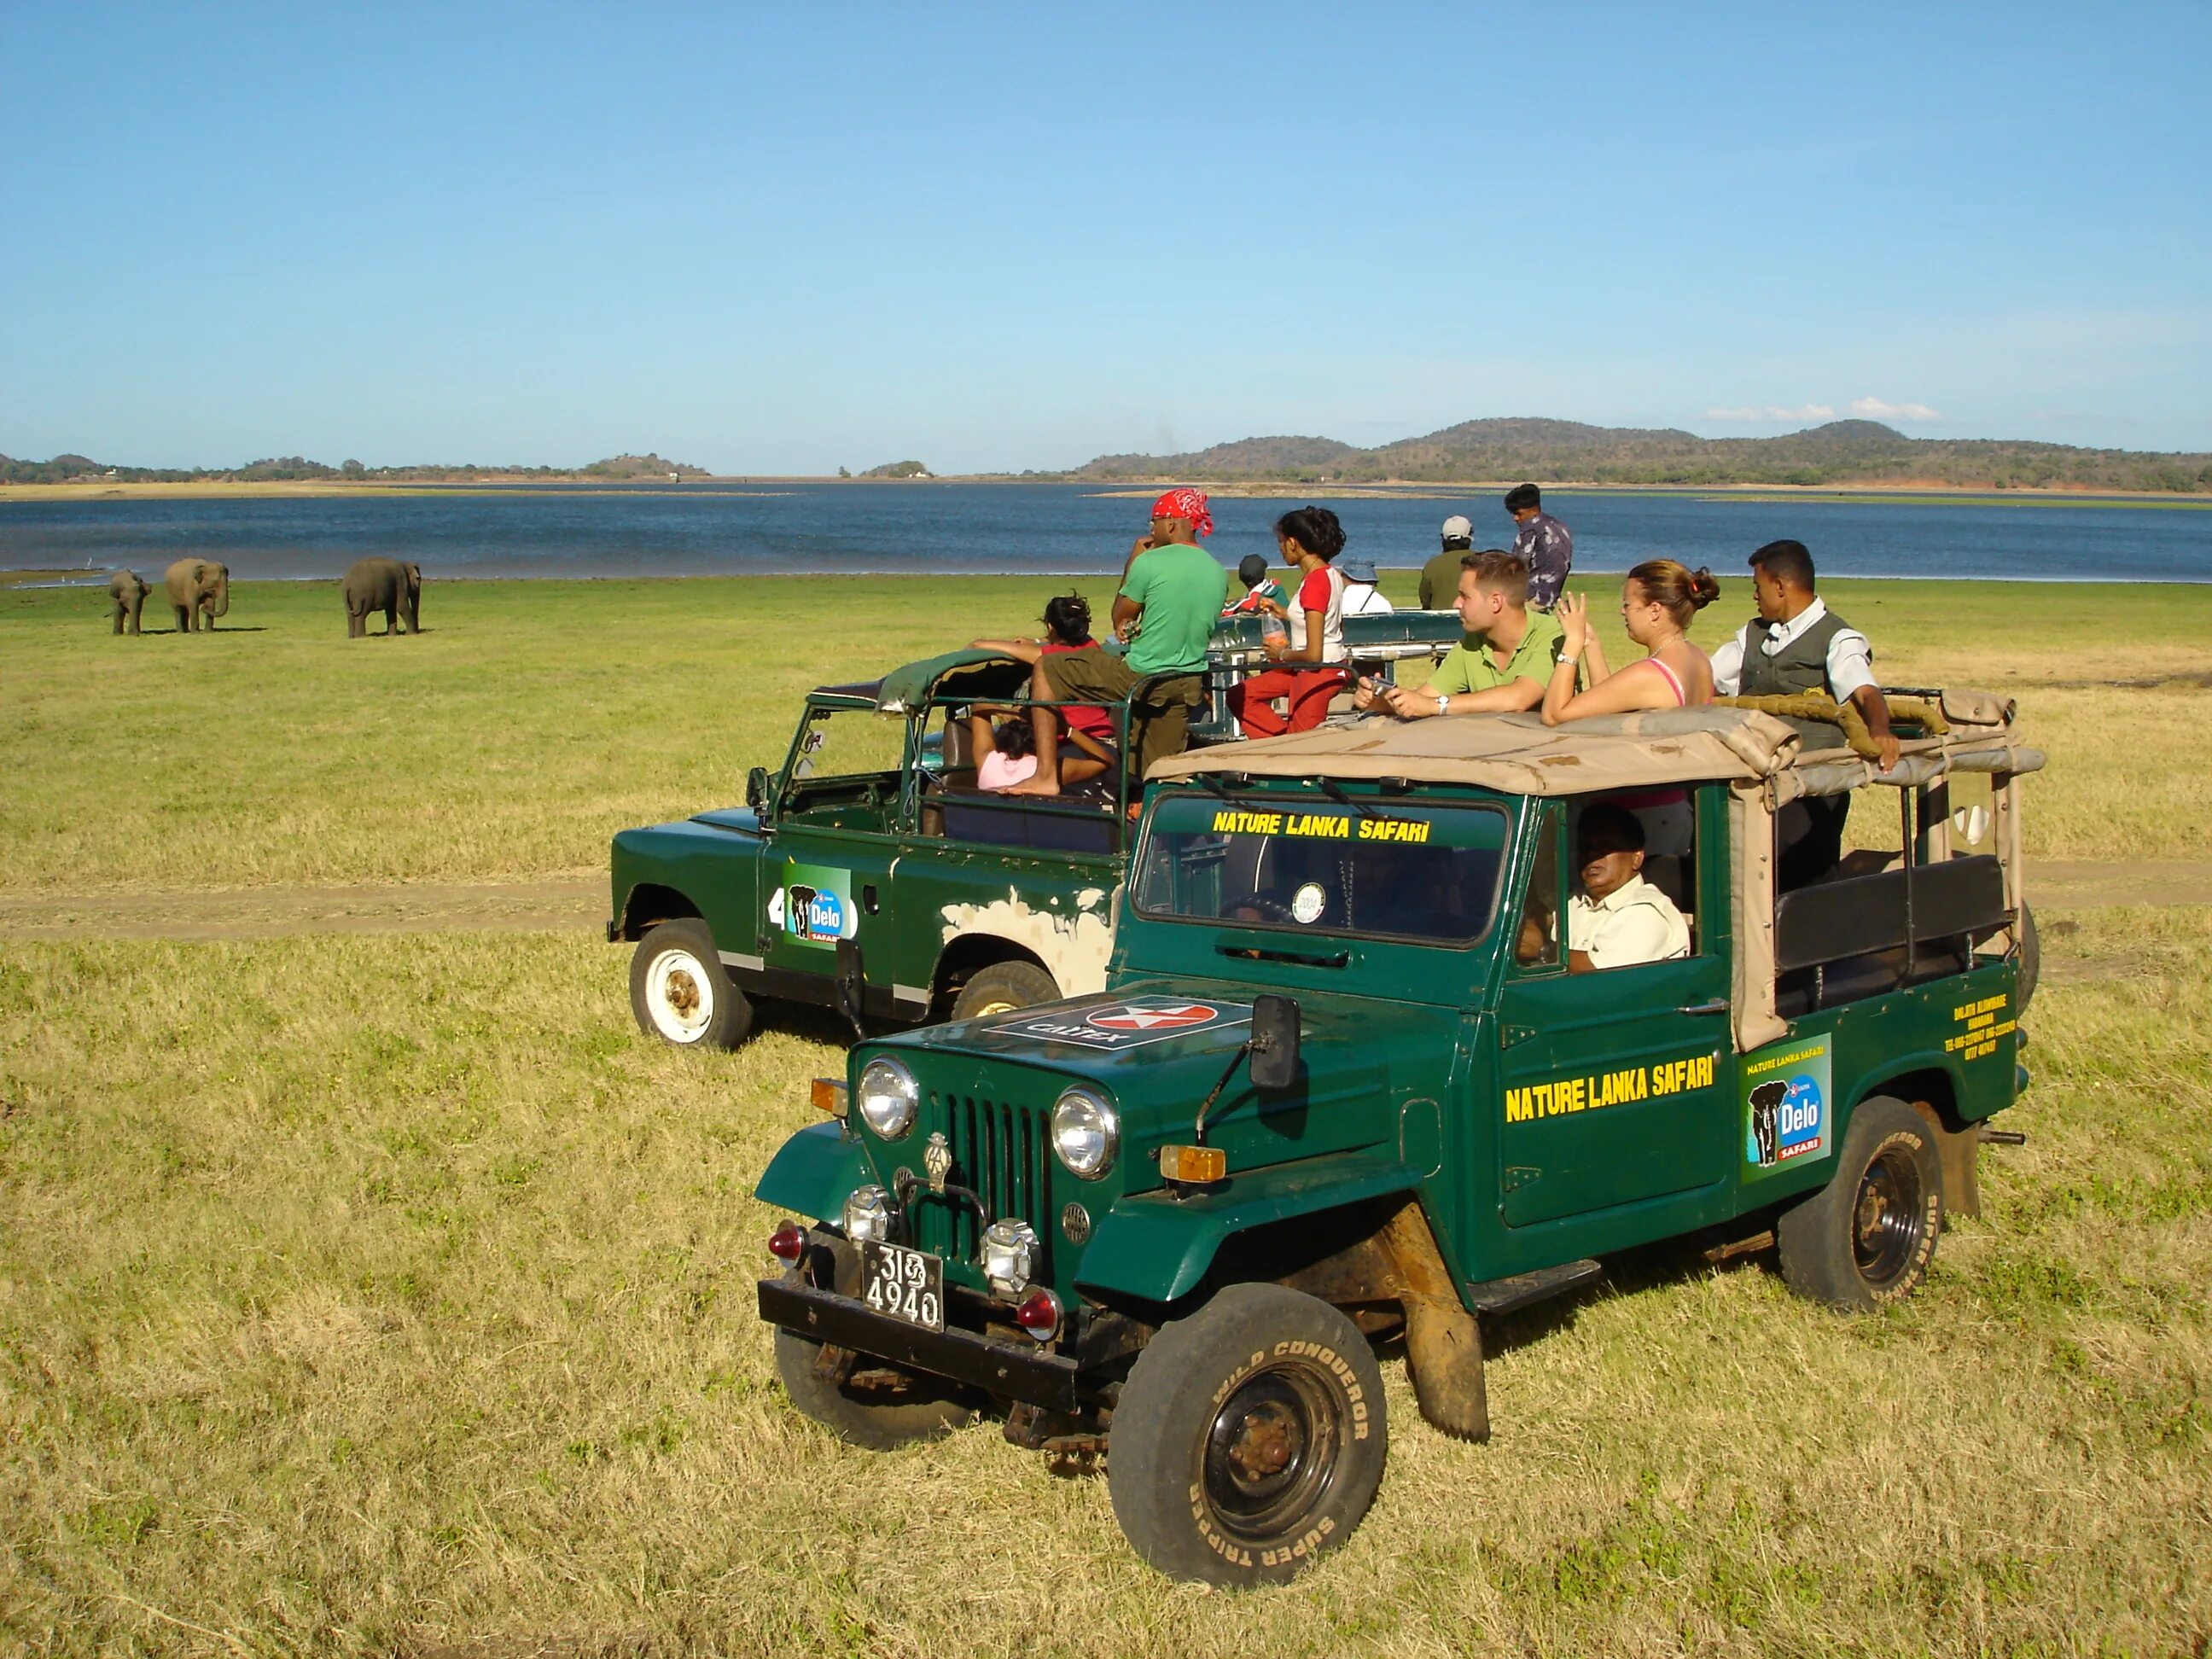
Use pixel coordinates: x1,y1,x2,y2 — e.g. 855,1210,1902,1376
1012,487,1231,792
1353,550,1564,719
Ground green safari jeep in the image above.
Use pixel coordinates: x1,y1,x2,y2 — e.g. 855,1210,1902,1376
754,694,2043,1585
607,612,1464,1046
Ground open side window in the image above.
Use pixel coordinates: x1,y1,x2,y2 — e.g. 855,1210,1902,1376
1773,782,2012,1016
1526,791,1703,975
778,704,912,828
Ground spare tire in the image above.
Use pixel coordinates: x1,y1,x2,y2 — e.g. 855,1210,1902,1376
2016,902,2040,1013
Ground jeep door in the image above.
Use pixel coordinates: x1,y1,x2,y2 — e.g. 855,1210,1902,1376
760,702,908,1012
1488,789,1735,1237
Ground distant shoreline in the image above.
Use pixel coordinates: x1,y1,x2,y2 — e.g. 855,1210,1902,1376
3,476,2209,507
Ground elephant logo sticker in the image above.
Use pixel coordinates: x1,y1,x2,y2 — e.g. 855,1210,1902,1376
777,862,857,948
1741,1035,1833,1176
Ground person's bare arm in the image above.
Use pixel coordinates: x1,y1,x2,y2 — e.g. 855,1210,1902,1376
1378,676,1541,718
1852,684,1901,771
1110,594,1143,641
969,636,1045,664
1544,658,1679,724
1269,607,1327,664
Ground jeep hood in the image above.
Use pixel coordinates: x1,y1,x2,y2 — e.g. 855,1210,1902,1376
870,976,1446,1111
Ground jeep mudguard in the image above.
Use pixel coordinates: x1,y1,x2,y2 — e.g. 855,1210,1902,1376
754,1121,873,1221
1072,1147,1430,1306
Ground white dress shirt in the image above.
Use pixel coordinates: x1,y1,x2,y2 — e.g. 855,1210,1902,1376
1566,874,1691,969
1341,582,1394,616
1709,597,1876,701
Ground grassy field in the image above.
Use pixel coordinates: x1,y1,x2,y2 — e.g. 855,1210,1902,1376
4,573,2211,1654
7,573,2212,897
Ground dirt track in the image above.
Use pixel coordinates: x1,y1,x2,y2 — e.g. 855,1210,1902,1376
0,862,2205,945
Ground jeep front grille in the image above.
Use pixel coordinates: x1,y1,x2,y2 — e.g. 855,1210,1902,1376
915,1094,1055,1273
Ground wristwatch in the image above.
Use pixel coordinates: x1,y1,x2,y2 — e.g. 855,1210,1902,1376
1435,694,1452,716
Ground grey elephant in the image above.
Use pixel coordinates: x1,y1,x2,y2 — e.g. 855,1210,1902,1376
108,570,151,635
341,557,423,637
164,558,230,632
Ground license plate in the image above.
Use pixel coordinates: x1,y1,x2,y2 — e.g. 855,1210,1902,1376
861,1240,944,1332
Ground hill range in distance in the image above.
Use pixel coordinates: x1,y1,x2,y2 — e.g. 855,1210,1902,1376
8,419,2210,494
1067,417,2212,495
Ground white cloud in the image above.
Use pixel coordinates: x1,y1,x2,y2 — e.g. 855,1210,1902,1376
1847,396,1940,422
1703,403,1836,422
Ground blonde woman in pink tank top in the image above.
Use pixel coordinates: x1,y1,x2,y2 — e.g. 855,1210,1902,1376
1540,560,1721,724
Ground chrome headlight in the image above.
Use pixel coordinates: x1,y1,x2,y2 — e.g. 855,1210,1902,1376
981,1218,1040,1294
841,1185,894,1244
855,1058,918,1140
1051,1086,1119,1180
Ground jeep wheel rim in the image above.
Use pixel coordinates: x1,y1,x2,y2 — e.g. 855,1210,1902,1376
1852,1144,1924,1287
970,998,1019,1017
1202,1362,1342,1544
647,948,714,1042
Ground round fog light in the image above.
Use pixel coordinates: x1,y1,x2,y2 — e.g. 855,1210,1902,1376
841,1185,894,1244
1014,1288,1062,1342
981,1218,1040,1294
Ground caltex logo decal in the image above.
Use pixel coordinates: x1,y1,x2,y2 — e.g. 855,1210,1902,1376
991,996,1253,1052
1088,1002,1220,1033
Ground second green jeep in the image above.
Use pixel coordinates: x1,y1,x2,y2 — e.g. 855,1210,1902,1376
754,696,2041,1585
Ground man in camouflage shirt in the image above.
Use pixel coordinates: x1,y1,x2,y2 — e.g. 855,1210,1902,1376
1504,483,1573,610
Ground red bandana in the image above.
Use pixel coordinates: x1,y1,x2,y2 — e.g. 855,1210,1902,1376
1150,486,1214,538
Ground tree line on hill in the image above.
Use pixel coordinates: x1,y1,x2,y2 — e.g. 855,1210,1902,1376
1069,417,2212,493
0,452,711,485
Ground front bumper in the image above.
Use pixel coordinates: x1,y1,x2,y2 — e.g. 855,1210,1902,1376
758,1276,1082,1413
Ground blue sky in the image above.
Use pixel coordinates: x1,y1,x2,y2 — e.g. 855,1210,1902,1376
3,2,2207,472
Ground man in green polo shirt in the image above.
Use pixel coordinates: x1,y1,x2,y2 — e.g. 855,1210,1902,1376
1354,550,1563,719
1012,486,1231,792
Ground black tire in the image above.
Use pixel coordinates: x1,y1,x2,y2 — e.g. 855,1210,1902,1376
771,1326,976,1450
629,919,753,1049
1108,1283,1388,1586
1776,1096,1943,1310
949,958,1059,1022
2016,901,2040,1013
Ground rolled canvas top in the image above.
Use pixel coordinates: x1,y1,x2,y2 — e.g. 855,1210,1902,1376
1150,701,2040,797
1150,707,1805,795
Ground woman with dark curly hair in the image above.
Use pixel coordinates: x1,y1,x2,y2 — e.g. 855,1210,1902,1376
1230,505,1351,737
1540,559,1720,723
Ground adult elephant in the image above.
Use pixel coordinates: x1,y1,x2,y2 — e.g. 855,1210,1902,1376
108,570,151,635
164,559,230,632
341,556,423,637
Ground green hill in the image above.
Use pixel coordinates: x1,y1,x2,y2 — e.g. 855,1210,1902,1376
1073,417,2212,493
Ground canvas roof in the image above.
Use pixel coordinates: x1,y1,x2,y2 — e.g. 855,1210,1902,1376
1149,704,2040,798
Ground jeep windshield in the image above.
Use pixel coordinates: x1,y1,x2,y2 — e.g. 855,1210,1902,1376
1132,791,1511,945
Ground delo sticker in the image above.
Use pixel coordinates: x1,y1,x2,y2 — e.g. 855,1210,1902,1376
779,861,857,948
995,997,1251,1052
1742,1033,1833,1176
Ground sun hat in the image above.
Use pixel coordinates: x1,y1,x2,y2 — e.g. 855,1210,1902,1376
1341,557,1379,583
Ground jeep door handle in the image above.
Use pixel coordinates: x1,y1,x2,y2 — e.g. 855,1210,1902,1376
1677,998,1731,1016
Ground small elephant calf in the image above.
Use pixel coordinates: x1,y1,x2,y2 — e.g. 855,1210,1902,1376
108,570,151,635
341,557,424,637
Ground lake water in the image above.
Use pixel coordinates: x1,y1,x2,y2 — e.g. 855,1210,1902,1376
5,482,2209,584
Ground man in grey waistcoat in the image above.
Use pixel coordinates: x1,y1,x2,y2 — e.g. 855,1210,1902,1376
1712,539,1900,891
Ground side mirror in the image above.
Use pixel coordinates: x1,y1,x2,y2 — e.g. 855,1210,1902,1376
1248,993,1301,1091
746,765,771,812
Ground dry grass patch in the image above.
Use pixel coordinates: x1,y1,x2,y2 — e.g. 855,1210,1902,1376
2,910,2208,1654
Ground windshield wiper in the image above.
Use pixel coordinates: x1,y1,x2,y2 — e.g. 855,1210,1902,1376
1314,778,1378,819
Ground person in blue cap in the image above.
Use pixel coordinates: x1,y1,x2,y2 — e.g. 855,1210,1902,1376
1338,556,1394,616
